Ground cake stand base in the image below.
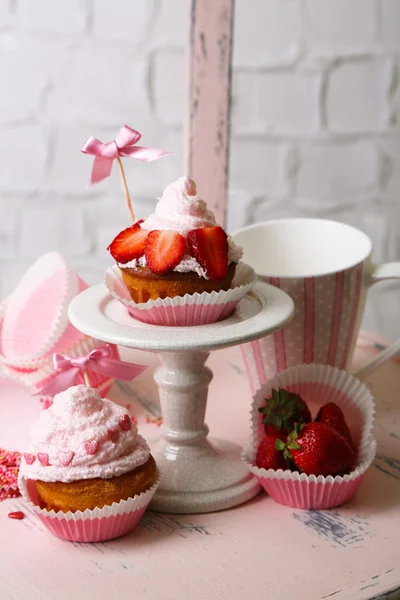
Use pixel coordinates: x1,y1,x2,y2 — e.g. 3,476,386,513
68,281,294,515
150,438,261,514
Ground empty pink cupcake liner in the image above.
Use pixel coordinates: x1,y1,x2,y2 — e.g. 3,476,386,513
104,262,256,326
19,472,160,543
242,364,377,509
0,253,89,369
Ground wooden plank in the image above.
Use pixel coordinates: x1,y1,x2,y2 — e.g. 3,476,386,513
185,0,235,226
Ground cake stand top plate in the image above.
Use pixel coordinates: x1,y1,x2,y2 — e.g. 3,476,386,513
68,281,294,352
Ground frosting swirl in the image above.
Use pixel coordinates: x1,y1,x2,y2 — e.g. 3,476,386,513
19,385,150,483
141,175,217,235
121,176,243,277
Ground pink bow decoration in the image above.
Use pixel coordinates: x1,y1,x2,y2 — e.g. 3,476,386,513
81,125,171,186
36,345,147,396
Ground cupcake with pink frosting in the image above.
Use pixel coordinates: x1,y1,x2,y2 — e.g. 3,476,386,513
105,176,256,326
19,385,159,542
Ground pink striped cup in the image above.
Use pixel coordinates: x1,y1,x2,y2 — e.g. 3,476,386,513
233,219,400,391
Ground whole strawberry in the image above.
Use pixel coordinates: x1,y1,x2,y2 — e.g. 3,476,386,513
256,434,288,471
316,402,355,449
277,422,356,477
258,388,311,437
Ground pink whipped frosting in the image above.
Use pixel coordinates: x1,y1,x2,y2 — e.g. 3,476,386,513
120,175,243,278
19,385,150,483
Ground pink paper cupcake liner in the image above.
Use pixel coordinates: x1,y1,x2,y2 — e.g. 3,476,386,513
19,472,160,542
242,364,377,510
105,262,256,326
0,253,88,369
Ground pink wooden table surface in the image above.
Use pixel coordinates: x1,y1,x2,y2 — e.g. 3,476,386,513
0,335,399,600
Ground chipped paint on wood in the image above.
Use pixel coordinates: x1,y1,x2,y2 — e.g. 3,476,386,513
374,455,400,481
140,513,211,538
185,0,235,226
293,509,372,548
320,590,342,599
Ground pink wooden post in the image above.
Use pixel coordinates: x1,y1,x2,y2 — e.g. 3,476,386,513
185,0,235,227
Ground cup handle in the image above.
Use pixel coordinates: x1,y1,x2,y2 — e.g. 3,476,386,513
367,261,400,285
353,262,400,381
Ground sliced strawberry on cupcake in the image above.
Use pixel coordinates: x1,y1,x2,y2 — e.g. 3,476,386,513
108,220,148,264
258,388,311,437
187,226,229,280
145,230,186,275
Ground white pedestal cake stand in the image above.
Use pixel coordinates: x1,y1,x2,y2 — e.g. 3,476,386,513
68,282,294,514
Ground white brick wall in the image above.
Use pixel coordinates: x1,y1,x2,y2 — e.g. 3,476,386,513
0,0,399,341
305,0,376,58
327,59,391,132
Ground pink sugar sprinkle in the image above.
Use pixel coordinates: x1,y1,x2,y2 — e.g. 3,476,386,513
0,449,21,468
0,449,21,501
40,397,53,410
131,415,138,424
125,403,131,410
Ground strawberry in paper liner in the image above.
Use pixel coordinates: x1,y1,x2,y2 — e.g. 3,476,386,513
242,364,376,510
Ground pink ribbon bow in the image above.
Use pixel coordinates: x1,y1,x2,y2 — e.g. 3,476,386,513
36,345,147,397
81,125,171,186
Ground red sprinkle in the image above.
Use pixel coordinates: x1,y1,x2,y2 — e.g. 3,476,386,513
8,511,24,520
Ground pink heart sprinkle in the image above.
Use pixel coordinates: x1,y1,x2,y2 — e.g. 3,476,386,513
119,414,132,431
84,440,99,456
23,453,35,465
37,453,49,467
107,428,119,443
59,451,74,467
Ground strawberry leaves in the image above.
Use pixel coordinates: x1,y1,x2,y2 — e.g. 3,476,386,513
258,389,311,434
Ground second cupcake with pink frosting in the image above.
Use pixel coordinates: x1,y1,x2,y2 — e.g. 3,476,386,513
19,385,159,541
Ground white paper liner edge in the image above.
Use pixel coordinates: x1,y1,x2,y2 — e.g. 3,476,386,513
242,439,376,484
104,261,257,311
19,470,161,522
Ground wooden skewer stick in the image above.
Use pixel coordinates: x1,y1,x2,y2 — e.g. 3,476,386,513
116,157,135,223
82,369,91,388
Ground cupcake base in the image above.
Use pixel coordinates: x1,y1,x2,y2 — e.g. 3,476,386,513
19,471,160,543
35,455,157,513
105,262,256,326
120,263,236,303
